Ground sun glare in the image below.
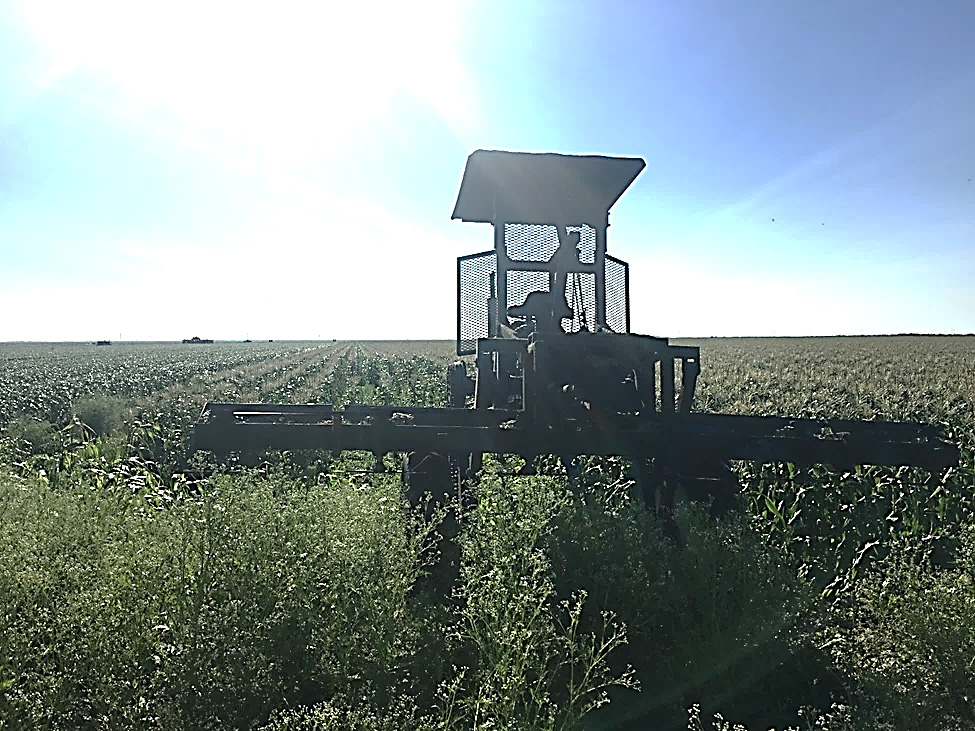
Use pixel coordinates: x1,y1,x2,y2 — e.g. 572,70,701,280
20,0,469,155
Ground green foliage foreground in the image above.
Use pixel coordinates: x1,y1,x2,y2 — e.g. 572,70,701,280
4,458,974,731
0,463,640,730
0,470,429,728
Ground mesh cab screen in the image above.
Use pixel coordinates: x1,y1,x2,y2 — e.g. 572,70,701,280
458,251,496,355
605,255,629,334
504,224,559,262
503,223,597,264
457,234,630,355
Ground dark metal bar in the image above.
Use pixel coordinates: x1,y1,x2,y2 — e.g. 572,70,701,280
624,259,630,334
487,271,498,339
194,403,958,471
660,358,675,413
201,403,524,428
678,357,699,414
504,260,599,273
636,362,656,413
495,220,508,328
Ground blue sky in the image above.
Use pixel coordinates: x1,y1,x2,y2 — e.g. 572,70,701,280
1,0,973,341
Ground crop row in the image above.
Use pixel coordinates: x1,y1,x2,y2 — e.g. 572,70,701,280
0,341,461,439
0,342,326,425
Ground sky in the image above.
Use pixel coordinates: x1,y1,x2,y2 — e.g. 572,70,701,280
1,0,973,341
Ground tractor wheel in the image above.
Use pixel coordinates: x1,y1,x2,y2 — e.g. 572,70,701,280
402,452,456,512
672,459,740,516
640,456,739,519
402,452,464,600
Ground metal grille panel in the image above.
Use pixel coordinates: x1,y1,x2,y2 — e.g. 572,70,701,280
457,251,496,355
459,240,630,352
503,223,601,334
606,255,629,333
503,223,597,264
504,224,559,262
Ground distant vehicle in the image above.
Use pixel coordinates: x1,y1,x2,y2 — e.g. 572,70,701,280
95,340,112,346
182,336,214,344
243,339,252,343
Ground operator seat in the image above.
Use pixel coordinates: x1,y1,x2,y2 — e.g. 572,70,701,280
507,290,573,335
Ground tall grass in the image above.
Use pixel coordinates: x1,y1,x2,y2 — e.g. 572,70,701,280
0,464,638,730
0,470,430,728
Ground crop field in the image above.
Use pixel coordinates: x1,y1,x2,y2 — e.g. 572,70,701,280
1,336,974,730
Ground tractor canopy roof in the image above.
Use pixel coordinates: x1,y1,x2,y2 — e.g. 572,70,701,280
451,149,646,225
